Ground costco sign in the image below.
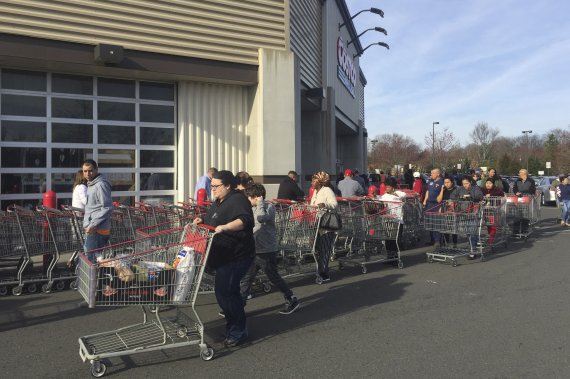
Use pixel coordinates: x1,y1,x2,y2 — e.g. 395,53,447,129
337,37,356,98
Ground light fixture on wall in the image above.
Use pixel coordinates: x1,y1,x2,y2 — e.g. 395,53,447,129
348,27,387,46
94,44,124,65
353,42,389,58
339,8,384,30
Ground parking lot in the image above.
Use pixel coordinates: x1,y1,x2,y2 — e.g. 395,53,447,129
1,207,569,379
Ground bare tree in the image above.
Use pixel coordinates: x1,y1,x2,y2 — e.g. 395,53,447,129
424,127,458,169
369,133,421,171
469,122,499,166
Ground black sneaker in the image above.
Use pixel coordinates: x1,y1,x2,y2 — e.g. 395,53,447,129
279,296,300,315
223,336,247,348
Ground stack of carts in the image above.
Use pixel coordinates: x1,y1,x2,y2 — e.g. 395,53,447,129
337,199,404,274
0,205,83,296
423,200,484,266
76,223,217,377
276,203,324,284
505,193,541,240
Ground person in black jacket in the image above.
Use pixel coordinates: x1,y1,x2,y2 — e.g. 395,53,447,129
193,170,255,348
277,171,305,200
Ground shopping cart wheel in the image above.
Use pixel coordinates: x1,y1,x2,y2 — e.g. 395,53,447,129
330,255,336,262
90,361,107,378
427,256,434,264
55,281,66,291
451,259,458,267
176,327,188,338
200,347,215,361
27,283,38,293
397,260,404,269
41,283,52,294
69,280,78,290
315,276,323,285
338,262,344,270
262,283,272,293
0,286,7,296
12,286,23,296
360,266,368,274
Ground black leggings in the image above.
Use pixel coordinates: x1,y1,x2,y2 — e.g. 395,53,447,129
315,231,336,276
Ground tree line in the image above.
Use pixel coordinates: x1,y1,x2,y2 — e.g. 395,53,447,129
368,122,570,176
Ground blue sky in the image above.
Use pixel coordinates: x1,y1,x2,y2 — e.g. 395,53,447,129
346,0,570,146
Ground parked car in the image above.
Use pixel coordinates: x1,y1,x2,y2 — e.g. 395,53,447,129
536,176,557,206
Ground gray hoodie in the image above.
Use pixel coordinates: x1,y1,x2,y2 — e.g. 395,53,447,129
83,174,113,231
252,199,278,253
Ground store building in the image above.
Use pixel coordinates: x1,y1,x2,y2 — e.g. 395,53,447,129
0,0,368,209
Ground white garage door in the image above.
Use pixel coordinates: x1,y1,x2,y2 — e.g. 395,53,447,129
0,69,176,210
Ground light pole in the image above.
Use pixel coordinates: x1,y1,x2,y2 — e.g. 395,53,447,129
522,130,532,171
432,122,439,168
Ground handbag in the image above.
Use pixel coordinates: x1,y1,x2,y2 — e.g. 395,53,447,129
319,209,342,230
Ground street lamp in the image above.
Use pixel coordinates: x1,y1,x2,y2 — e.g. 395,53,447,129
339,7,384,30
348,27,388,46
432,122,439,168
522,130,532,170
353,42,389,58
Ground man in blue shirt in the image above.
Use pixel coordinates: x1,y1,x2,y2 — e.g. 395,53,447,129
423,168,443,246
194,167,218,200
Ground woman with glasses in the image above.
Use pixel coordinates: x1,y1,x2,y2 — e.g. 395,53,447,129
193,170,255,348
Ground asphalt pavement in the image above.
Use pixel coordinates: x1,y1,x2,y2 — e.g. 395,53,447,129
1,207,569,378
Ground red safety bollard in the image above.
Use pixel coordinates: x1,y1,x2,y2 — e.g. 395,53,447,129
196,188,207,206
43,190,57,209
42,191,57,272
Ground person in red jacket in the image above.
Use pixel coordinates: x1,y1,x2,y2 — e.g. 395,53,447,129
481,178,505,245
412,172,425,202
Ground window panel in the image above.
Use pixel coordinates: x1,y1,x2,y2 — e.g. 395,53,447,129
52,98,93,119
98,124,135,144
98,149,135,168
51,148,92,168
140,104,175,123
106,172,135,191
140,82,175,101
51,172,78,193
1,173,46,194
140,173,174,190
1,121,46,142
98,101,135,121
52,123,93,143
1,147,46,167
140,150,174,168
140,127,174,145
140,195,174,205
1,69,46,91
98,77,135,98
1,94,46,116
52,73,93,95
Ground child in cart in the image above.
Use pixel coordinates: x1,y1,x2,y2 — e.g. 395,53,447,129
239,183,300,314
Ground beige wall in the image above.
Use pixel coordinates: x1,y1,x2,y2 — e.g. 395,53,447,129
0,0,286,65
177,81,252,202
248,48,297,177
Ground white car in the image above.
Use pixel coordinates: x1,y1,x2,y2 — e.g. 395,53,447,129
536,176,557,206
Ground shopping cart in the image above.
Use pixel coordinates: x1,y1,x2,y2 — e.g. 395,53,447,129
423,200,484,266
337,201,404,274
479,196,509,252
332,201,366,260
276,203,324,284
505,193,541,240
76,223,216,377
0,210,29,296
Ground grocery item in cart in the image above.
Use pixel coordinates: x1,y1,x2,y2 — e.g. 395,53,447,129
172,246,198,303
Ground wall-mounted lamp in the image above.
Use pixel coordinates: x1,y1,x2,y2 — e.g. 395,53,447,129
94,44,124,65
348,27,388,46
353,42,389,58
339,7,384,30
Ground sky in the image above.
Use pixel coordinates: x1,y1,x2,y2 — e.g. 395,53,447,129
346,0,570,147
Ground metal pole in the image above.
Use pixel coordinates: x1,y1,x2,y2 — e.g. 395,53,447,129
522,130,532,171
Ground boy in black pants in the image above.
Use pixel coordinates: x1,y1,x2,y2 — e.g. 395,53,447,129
240,183,300,314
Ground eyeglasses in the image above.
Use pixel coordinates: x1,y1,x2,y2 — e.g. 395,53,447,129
211,184,224,190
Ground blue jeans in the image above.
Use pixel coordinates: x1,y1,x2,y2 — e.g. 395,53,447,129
84,233,110,263
562,200,570,223
215,256,254,341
